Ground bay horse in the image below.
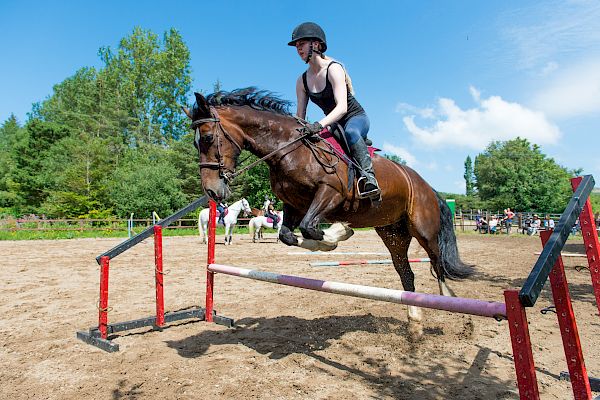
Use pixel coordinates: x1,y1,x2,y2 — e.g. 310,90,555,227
186,88,473,337
198,198,251,245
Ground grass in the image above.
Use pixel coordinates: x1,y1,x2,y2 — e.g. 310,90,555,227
0,225,273,240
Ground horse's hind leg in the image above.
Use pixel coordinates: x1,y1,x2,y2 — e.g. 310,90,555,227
375,222,424,340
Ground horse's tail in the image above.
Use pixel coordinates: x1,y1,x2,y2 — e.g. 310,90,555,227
435,192,474,280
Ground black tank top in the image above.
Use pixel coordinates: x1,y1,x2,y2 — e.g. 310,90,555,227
302,61,365,127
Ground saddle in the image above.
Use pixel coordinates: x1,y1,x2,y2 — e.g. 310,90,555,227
216,209,228,217
318,123,379,199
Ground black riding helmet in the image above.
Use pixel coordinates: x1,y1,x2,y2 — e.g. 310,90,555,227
287,22,327,52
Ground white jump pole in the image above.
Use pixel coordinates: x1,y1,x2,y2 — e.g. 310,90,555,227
208,264,506,319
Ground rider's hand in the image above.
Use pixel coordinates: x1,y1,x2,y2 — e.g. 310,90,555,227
303,122,323,136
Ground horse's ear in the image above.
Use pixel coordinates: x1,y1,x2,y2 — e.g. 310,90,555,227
182,105,193,119
194,92,211,117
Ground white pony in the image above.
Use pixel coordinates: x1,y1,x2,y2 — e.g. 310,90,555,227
248,211,284,242
198,198,251,245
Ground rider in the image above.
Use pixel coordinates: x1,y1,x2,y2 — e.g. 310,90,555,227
288,21,380,199
216,201,227,225
263,195,279,229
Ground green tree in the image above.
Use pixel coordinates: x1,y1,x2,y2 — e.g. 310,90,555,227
464,155,475,196
228,151,277,208
108,149,187,217
474,138,577,212
11,119,72,213
383,153,407,165
0,115,27,212
98,27,192,145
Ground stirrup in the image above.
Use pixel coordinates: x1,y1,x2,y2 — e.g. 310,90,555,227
357,176,381,199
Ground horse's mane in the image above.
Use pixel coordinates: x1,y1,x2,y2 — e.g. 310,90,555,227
205,87,293,116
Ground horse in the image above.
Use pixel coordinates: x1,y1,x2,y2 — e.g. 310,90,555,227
198,198,252,245
185,88,473,337
248,211,284,242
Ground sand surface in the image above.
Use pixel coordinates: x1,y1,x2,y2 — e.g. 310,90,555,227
1,230,598,399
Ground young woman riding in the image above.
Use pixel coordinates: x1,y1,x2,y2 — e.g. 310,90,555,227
288,21,381,199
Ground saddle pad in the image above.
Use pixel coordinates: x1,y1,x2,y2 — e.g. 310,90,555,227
318,129,378,163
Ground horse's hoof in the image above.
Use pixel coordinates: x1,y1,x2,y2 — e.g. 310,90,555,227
407,321,424,342
280,231,299,246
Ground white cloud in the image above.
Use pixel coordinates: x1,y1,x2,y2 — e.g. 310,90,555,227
381,142,418,167
500,1,600,70
532,58,600,119
395,102,434,118
401,87,561,150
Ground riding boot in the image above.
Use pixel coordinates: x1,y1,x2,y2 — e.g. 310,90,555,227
350,138,381,199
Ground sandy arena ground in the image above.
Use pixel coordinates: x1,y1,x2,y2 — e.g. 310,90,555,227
1,230,598,399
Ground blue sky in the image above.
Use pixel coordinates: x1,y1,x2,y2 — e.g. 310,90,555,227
1,1,599,193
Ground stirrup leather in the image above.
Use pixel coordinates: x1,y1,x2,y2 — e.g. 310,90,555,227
356,176,381,199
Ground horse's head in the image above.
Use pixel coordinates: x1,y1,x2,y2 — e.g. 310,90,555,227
241,198,252,215
185,92,243,202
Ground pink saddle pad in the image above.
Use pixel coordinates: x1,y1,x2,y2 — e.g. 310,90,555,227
318,129,378,162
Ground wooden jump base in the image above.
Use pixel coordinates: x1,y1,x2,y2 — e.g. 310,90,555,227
208,263,506,319
310,258,430,267
77,196,233,352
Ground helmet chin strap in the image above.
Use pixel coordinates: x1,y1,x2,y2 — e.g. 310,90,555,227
305,41,322,64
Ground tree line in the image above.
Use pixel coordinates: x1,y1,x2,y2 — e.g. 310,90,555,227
0,27,593,220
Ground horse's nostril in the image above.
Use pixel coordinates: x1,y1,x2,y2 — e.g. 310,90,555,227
206,189,221,202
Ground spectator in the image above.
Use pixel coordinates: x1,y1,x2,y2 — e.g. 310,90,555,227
527,214,541,236
488,215,499,234
474,211,483,232
543,215,555,230
502,208,515,234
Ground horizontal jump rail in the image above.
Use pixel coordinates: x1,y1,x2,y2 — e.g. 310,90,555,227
287,251,390,256
208,264,507,320
310,258,430,267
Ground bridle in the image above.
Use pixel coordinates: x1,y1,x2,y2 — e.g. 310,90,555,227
191,106,242,183
191,107,325,184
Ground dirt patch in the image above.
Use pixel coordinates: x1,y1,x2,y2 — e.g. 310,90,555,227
0,231,598,399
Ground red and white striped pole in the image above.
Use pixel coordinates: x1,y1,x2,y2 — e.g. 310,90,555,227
154,225,165,327
205,200,217,322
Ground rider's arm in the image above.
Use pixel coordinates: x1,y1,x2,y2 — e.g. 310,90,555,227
318,63,348,127
295,75,308,119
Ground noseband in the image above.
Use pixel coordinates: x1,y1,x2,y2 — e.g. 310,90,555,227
191,107,242,183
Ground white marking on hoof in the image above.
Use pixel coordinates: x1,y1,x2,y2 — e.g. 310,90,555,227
407,306,424,340
408,305,423,322
438,280,456,297
322,222,354,245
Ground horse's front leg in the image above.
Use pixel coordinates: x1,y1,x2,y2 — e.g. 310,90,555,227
278,204,303,246
299,186,344,241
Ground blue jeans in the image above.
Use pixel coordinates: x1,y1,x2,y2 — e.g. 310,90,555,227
343,114,370,146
